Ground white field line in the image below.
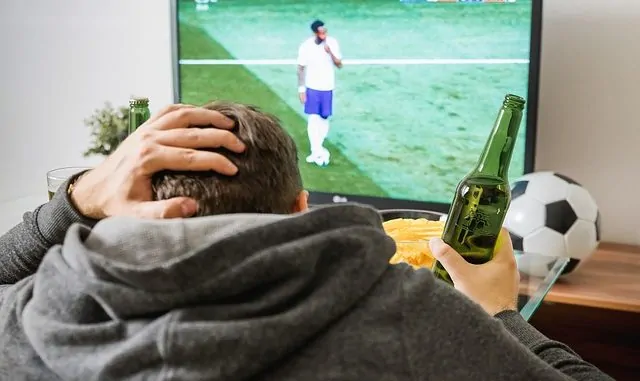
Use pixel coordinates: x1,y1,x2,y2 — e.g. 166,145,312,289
179,58,529,65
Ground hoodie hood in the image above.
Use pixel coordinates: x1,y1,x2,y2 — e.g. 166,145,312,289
20,203,395,380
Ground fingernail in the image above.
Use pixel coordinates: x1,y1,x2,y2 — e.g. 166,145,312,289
228,163,239,175
429,237,445,256
236,140,246,151
224,117,235,128
181,200,198,216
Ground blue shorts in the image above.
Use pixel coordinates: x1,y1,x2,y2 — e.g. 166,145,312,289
304,88,333,119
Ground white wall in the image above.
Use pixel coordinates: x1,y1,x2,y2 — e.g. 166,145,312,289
535,0,640,245
0,0,174,233
0,0,638,245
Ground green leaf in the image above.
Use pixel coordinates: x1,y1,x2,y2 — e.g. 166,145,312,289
83,102,129,157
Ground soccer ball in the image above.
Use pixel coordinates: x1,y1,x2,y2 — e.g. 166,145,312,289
513,252,560,278
504,171,601,276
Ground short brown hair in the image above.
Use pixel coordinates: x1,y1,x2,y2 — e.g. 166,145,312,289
152,101,303,215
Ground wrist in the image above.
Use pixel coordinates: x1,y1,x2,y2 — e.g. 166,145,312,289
493,309,519,319
36,171,98,245
69,170,106,220
491,307,518,317
487,301,518,317
298,86,306,93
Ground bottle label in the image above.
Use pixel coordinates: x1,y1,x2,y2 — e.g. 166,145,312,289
460,206,499,235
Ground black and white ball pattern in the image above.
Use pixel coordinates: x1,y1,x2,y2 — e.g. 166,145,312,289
504,172,601,276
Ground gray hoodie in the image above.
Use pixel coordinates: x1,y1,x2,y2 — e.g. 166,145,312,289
0,187,612,380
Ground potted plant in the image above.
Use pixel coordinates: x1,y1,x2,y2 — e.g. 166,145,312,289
83,102,129,157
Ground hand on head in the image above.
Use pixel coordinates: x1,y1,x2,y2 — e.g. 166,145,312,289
71,104,246,220
429,229,520,316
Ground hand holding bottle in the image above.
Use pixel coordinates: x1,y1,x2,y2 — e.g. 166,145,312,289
432,94,525,284
429,229,520,316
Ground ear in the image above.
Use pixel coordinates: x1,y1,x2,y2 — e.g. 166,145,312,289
292,190,309,213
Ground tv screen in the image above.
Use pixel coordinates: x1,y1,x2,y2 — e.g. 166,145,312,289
172,0,541,213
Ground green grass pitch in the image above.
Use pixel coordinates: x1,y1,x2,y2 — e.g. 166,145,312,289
177,0,533,204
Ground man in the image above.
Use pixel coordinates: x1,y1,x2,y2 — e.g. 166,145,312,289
297,19,342,166
0,102,612,380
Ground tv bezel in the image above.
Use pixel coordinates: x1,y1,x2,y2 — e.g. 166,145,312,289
170,0,542,213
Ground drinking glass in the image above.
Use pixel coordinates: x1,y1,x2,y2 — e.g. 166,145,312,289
46,167,91,200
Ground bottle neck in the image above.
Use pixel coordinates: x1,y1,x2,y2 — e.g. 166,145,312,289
472,106,523,179
129,106,150,134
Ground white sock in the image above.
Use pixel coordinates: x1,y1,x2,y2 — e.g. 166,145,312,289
307,114,323,155
317,117,330,148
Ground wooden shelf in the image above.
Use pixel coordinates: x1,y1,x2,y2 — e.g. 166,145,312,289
530,243,640,380
543,243,640,312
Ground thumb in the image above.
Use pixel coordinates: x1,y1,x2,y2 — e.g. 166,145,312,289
131,197,198,219
429,237,470,282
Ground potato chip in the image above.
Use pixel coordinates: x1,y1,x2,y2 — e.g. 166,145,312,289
383,218,445,269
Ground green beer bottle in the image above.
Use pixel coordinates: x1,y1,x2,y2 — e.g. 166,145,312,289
432,94,526,285
129,97,151,135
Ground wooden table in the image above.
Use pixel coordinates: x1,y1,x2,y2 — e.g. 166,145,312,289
529,243,640,381
544,243,640,312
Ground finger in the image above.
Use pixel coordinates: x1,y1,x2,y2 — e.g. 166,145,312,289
150,107,235,131
141,146,239,176
154,128,245,153
493,228,513,260
145,104,195,125
429,237,471,283
493,228,516,263
129,197,198,219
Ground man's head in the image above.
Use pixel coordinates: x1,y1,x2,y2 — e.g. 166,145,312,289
152,101,307,216
311,19,327,42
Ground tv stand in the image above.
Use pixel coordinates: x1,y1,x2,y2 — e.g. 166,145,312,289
529,243,640,381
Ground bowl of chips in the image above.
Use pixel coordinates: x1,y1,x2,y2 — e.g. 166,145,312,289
379,209,445,222
380,209,446,270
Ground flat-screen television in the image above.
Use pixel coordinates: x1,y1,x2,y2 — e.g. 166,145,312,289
171,0,542,213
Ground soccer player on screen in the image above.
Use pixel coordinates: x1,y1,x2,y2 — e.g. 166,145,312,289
297,19,343,166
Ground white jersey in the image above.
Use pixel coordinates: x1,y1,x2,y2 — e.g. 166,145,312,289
297,36,342,91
